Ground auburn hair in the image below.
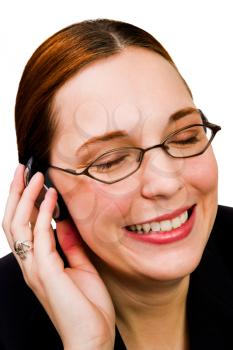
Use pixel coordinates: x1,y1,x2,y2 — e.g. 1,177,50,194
15,18,192,171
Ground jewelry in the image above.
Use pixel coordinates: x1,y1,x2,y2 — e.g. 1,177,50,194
14,240,33,260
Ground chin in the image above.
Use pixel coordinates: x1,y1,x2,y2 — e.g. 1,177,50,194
129,251,203,283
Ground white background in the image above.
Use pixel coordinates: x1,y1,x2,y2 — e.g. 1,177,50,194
0,0,232,258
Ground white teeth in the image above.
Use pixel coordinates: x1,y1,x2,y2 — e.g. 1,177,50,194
151,222,160,231
136,224,144,234
171,216,181,229
142,223,151,233
180,211,188,224
160,220,172,231
128,209,189,234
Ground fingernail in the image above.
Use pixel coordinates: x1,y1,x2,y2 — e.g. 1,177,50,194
30,172,42,183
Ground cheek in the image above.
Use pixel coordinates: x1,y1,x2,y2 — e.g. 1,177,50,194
60,178,130,243
184,148,218,194
55,176,97,224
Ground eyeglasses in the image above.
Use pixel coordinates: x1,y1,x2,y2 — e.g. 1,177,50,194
48,109,221,184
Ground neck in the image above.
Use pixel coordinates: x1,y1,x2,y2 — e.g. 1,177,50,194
90,253,190,350
115,276,190,350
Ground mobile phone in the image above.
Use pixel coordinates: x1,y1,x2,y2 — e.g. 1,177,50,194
24,156,69,221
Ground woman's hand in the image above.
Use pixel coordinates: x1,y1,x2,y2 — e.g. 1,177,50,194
2,164,116,350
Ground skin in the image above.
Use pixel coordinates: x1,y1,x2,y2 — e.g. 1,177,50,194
49,47,218,348
2,46,218,350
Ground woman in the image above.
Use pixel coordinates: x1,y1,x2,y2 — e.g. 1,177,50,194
1,18,233,350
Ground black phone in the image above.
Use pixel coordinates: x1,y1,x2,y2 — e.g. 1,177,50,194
24,156,69,221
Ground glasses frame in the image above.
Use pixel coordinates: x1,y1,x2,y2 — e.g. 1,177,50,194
47,109,221,184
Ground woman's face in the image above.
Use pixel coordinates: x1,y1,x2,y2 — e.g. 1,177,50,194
49,46,218,281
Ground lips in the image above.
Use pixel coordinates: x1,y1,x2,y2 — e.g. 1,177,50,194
124,204,196,244
124,204,196,229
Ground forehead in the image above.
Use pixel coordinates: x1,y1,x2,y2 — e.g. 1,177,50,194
52,46,193,143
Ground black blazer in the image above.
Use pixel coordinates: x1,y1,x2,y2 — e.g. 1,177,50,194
0,204,233,350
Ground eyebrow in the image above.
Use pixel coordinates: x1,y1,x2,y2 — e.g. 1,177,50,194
75,106,199,155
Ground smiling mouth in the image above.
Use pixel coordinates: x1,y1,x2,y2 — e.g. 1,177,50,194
125,205,195,235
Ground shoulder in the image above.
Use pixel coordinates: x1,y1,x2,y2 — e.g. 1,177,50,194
0,253,32,301
189,203,233,302
194,203,233,290
187,204,233,347
209,203,233,248
0,253,63,349
214,204,233,228
206,204,233,273
0,254,38,342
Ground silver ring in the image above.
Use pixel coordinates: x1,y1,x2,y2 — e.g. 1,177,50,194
14,240,33,260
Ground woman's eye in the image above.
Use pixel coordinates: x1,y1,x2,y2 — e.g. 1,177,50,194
172,136,199,145
168,126,203,146
91,155,128,172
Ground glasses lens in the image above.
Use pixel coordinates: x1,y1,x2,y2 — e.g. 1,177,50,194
164,124,213,158
88,148,141,183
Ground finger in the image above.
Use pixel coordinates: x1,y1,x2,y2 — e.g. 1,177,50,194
12,171,44,238
56,218,97,273
2,164,30,268
2,164,36,270
31,190,98,319
33,187,64,271
9,172,46,269
2,164,25,247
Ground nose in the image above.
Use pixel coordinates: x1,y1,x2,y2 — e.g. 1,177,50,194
140,149,184,199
